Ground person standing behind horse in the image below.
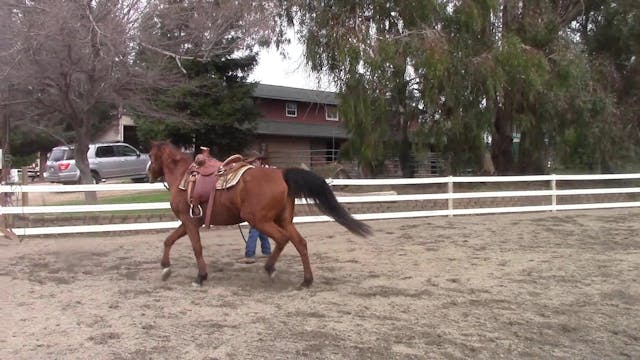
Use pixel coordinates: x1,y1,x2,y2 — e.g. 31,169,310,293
237,152,272,264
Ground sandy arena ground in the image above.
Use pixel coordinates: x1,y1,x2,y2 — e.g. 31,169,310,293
1,209,639,359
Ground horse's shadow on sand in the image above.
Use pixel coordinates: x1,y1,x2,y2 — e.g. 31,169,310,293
155,256,312,292
9,249,350,293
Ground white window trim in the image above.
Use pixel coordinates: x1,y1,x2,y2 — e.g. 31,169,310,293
325,106,339,121
286,102,298,117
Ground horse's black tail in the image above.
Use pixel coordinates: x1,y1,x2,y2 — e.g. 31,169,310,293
283,168,372,237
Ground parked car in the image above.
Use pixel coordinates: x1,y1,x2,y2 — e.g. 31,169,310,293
44,143,150,184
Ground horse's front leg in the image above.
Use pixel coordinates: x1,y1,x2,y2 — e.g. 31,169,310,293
160,223,187,281
184,220,208,286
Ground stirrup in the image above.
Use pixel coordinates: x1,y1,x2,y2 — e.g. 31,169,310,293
190,204,203,218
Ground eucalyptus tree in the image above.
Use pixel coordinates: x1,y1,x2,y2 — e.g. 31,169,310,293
283,0,444,176
412,0,606,174
337,75,393,177
286,0,615,175
574,0,640,171
488,0,607,173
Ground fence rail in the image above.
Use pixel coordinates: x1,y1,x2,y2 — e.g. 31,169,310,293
2,173,640,237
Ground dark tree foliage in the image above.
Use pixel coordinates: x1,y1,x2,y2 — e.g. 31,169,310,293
136,55,260,158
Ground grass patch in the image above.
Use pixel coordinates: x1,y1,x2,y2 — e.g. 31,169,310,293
97,191,170,204
56,191,170,206
41,191,173,217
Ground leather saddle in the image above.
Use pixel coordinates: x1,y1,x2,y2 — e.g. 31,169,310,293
178,148,253,228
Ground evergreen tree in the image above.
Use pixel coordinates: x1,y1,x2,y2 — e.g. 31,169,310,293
136,55,260,157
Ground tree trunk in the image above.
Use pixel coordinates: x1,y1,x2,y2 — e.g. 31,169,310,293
38,151,48,180
1,85,10,184
75,115,97,203
492,106,514,174
491,2,515,175
398,113,414,178
359,162,374,178
518,129,546,174
391,68,413,178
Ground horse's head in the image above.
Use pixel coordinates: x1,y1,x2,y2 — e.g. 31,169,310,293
148,140,190,183
148,141,168,182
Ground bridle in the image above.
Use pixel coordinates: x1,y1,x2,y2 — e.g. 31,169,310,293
149,156,170,190
161,177,169,190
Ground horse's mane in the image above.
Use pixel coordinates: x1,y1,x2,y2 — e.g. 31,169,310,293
153,141,192,164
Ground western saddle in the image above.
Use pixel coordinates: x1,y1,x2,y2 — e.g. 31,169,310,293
178,147,254,228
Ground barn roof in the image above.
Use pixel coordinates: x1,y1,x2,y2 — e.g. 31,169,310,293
253,84,338,105
255,120,349,139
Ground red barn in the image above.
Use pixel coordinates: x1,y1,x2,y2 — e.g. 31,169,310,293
249,84,349,169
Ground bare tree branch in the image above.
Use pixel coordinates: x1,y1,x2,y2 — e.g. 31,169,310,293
0,99,33,108
1,0,280,185
138,41,192,74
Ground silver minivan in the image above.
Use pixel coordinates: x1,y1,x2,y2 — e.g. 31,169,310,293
44,143,150,184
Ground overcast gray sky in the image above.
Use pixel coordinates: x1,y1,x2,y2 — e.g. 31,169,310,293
249,37,336,91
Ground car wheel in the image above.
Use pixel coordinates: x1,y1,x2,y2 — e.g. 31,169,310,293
91,171,101,184
131,176,149,183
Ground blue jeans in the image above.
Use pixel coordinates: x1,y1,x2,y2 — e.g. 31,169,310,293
245,227,271,258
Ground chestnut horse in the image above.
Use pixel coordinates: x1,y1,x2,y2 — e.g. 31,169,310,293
148,141,372,287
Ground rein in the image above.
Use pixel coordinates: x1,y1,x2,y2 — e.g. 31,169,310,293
151,176,170,190
238,224,247,244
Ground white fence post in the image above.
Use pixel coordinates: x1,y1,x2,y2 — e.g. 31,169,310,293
551,174,557,212
0,196,18,241
448,176,454,217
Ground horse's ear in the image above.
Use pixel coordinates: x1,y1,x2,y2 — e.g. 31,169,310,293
158,141,182,162
150,139,171,151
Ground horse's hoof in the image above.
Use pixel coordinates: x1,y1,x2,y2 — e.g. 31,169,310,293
161,267,172,281
301,278,313,288
265,264,277,279
192,273,207,287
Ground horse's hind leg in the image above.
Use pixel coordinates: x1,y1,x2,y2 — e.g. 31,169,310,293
288,225,313,287
253,220,313,287
251,221,290,279
264,240,287,278
160,223,187,281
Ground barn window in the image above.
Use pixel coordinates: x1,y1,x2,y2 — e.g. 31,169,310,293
286,102,298,117
325,105,339,121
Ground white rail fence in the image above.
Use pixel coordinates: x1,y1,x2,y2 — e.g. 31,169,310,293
1,174,640,237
